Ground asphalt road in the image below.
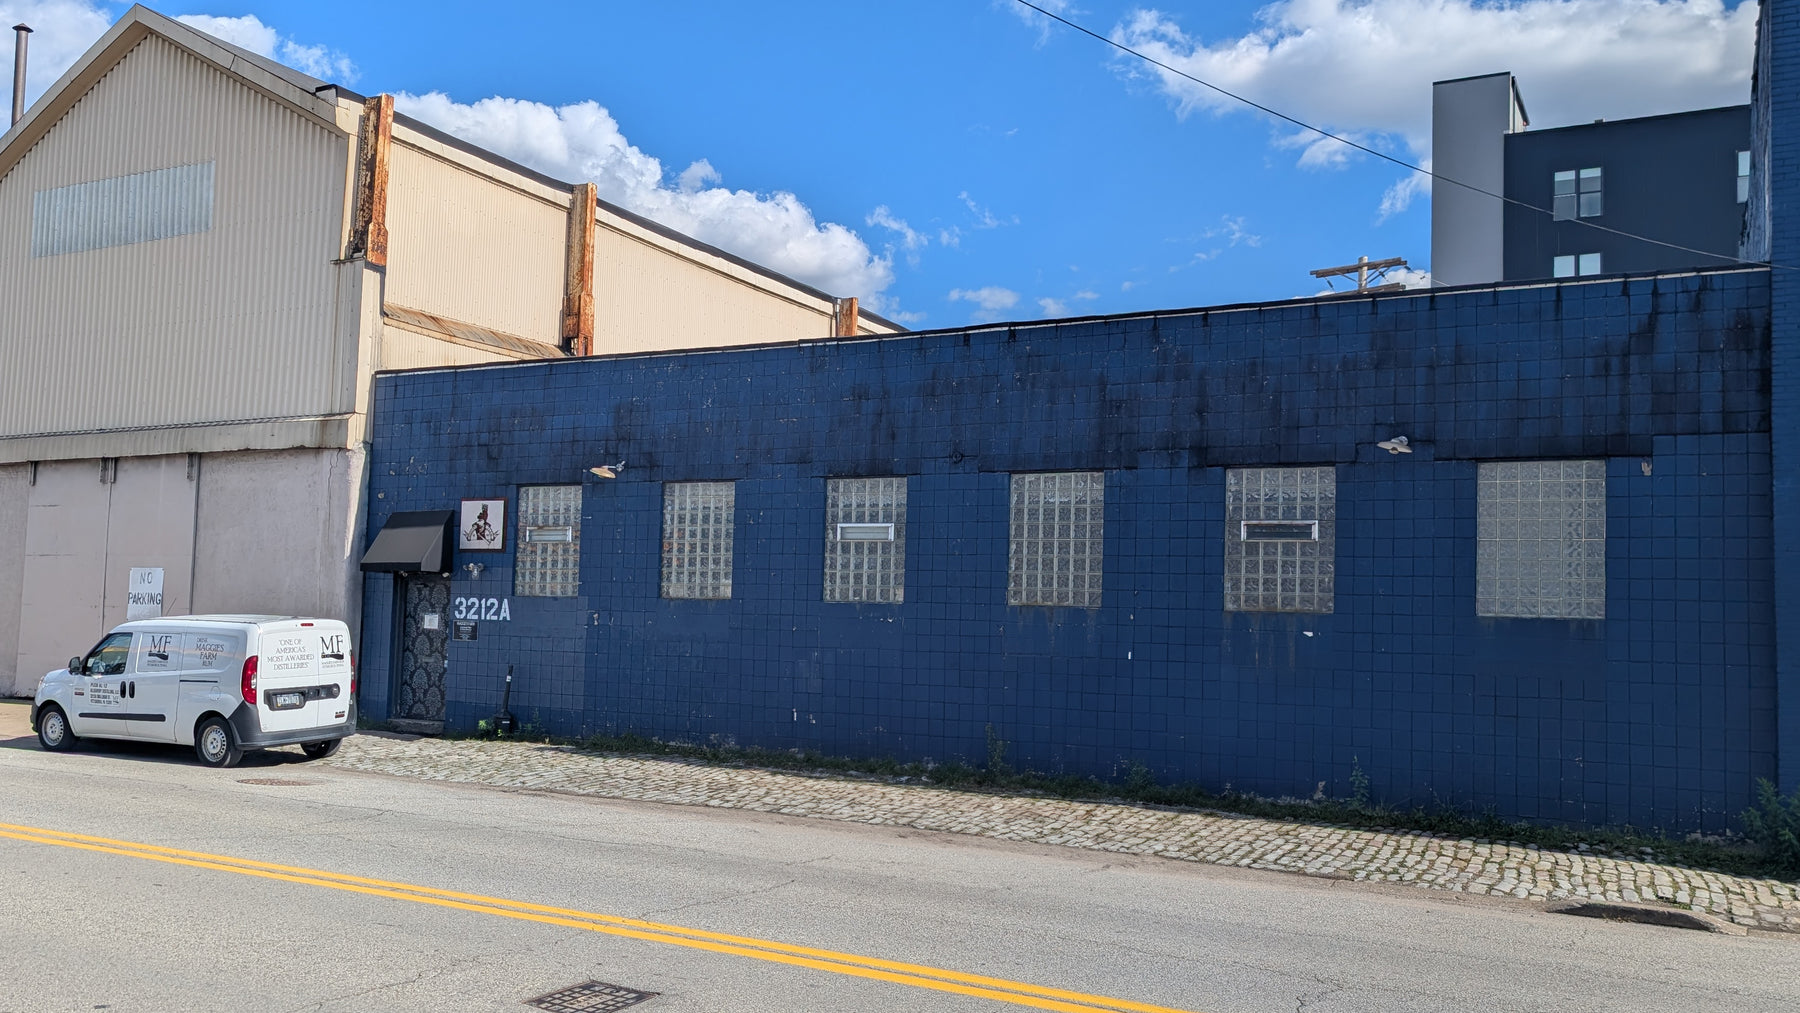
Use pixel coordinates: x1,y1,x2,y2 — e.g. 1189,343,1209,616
2,701,1798,1013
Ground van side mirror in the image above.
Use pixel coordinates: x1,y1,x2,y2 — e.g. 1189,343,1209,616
68,656,84,675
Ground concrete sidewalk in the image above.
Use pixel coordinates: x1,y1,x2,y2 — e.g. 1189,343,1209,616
5,699,1796,932
317,728,1800,933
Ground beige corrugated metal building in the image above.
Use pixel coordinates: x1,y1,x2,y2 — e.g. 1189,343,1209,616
0,6,899,696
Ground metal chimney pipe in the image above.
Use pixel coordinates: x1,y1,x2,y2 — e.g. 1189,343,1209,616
12,23,32,128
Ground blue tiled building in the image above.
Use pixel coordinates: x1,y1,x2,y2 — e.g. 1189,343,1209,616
356,1,1799,832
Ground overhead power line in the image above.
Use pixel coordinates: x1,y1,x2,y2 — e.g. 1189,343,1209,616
1011,0,1787,274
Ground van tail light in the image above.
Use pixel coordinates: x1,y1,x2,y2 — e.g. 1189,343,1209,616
349,650,357,696
241,655,259,706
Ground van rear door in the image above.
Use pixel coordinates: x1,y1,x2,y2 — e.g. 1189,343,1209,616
255,626,323,734
255,622,350,735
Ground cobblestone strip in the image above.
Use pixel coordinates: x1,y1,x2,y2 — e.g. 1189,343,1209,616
323,734,1800,930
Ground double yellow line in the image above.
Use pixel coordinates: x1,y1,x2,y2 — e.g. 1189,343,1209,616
0,821,1200,1013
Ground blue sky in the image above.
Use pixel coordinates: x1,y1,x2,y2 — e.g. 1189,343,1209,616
3,0,1760,328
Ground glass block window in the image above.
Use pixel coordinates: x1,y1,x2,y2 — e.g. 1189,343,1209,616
1225,466,1335,613
515,485,582,597
1477,460,1606,619
1008,472,1103,608
662,482,734,599
824,477,906,604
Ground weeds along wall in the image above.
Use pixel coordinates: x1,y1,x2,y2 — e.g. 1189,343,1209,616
361,268,1775,832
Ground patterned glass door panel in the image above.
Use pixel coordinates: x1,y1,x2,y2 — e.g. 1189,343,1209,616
396,576,450,723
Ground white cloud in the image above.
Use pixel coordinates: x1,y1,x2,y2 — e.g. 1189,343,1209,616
960,190,1018,229
1107,0,1756,173
677,159,721,194
868,205,928,251
1207,215,1262,248
174,13,356,81
1038,289,1100,317
1379,159,1432,222
949,285,1021,322
395,92,895,302
1004,0,1078,44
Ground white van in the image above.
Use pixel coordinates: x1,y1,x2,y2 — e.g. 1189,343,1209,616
30,615,356,768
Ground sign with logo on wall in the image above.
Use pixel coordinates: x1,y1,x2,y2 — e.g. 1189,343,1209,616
126,567,164,621
460,498,506,552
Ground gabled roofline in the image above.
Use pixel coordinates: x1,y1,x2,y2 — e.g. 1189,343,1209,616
0,4,351,183
0,5,902,330
388,109,903,330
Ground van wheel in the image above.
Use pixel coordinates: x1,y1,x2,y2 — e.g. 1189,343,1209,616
300,739,341,760
195,716,242,768
37,705,76,752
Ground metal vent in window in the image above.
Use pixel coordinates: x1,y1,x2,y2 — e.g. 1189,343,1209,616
515,486,581,597
1225,466,1335,613
1241,521,1319,541
825,478,905,603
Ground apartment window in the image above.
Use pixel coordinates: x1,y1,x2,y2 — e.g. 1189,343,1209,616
661,482,734,599
824,477,906,604
1225,467,1335,613
1552,167,1602,220
515,485,581,597
1477,460,1606,620
1738,149,1752,203
1008,472,1103,608
1553,253,1603,278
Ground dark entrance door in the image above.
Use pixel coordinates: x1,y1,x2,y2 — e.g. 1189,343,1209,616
392,575,450,734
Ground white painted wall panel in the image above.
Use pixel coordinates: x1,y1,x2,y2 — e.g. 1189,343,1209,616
192,448,361,624
380,325,527,370
385,142,565,344
13,461,112,697
9,456,200,697
0,465,27,695
0,35,350,443
591,223,839,354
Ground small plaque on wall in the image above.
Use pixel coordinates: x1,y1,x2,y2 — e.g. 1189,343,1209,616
453,620,478,641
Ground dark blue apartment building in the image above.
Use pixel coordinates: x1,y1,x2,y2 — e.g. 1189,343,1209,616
356,0,1800,833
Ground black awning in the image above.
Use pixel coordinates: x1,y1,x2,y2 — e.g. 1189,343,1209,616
360,510,455,573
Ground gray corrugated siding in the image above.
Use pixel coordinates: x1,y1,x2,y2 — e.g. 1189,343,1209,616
0,34,352,445
31,161,216,257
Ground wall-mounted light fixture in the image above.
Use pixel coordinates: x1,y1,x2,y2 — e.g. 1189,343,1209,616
464,562,484,579
588,459,626,479
1376,436,1413,455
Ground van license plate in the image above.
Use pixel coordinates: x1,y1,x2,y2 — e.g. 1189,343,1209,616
270,692,305,711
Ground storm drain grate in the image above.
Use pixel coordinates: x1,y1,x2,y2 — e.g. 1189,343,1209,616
523,981,658,1012
237,778,320,786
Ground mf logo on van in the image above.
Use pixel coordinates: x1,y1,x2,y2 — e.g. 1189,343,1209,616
320,633,347,660
144,633,176,666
